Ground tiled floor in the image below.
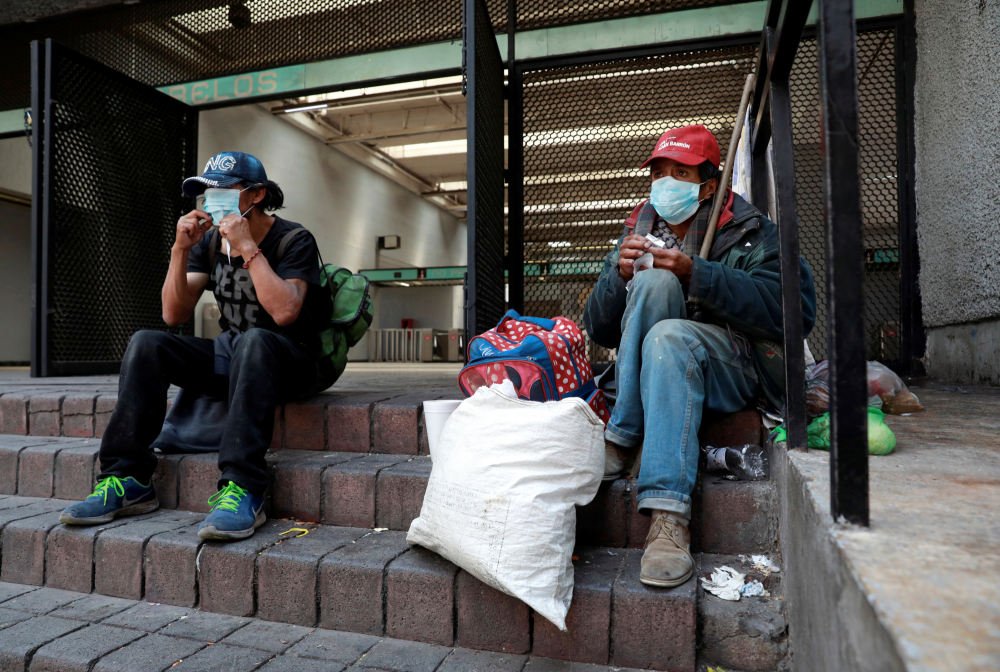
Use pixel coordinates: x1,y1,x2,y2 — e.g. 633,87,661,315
0,582,648,672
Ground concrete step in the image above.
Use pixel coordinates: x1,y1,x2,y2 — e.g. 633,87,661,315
0,579,667,672
0,496,706,670
0,435,778,555
0,388,766,457
696,554,788,672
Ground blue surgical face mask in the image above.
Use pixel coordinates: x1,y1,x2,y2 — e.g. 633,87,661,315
203,187,253,224
649,176,707,225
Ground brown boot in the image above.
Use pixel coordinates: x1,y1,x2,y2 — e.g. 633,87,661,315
603,440,635,481
640,510,694,588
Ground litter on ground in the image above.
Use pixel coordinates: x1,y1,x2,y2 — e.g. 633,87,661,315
740,554,781,575
701,565,771,601
700,566,746,601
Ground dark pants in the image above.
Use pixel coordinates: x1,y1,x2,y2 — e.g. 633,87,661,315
98,328,315,496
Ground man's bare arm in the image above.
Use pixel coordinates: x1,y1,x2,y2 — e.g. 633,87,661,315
218,214,306,326
244,259,307,326
163,209,211,326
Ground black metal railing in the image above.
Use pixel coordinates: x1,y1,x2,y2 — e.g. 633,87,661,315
748,0,869,525
463,0,507,340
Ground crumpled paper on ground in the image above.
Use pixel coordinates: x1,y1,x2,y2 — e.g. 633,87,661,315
701,566,770,601
740,554,781,576
701,566,746,601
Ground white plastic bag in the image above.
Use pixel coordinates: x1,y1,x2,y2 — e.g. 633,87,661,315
406,386,605,631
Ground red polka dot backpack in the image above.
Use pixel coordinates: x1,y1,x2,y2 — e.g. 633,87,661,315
458,310,610,424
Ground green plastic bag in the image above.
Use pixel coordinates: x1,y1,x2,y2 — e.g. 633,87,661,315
772,408,896,455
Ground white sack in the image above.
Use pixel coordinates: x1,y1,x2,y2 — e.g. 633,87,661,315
406,387,605,630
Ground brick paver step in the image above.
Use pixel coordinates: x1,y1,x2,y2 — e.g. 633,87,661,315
0,436,778,555
0,387,765,456
0,499,706,670
0,581,672,672
0,387,467,455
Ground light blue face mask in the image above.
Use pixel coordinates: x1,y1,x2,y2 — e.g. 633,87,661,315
203,187,255,263
203,186,253,224
649,176,707,225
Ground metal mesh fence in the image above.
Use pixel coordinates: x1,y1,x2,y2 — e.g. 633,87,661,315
521,44,757,363
42,42,197,370
490,0,735,30
1,0,733,113
465,0,507,336
521,28,902,365
790,29,900,362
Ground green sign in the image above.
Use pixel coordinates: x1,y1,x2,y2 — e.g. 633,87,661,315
426,267,468,280
157,64,304,105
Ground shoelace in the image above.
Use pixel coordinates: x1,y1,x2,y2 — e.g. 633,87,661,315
207,482,249,513
645,514,694,562
89,476,126,505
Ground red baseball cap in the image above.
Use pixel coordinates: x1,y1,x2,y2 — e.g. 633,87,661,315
640,124,721,170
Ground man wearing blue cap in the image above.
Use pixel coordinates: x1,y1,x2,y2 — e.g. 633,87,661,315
59,152,328,541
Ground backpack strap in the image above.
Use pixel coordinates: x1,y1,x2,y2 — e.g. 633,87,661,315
275,226,335,294
277,227,311,262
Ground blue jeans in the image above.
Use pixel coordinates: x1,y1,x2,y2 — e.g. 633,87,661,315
605,269,760,519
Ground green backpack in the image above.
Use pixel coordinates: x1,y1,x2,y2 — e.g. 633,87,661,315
275,228,373,390
315,262,373,389
208,226,373,391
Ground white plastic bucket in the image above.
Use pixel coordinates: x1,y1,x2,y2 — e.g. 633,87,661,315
423,400,464,455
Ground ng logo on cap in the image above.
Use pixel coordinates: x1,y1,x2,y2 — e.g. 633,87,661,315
205,155,237,172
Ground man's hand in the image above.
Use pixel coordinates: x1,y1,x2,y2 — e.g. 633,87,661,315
617,234,654,282
646,247,693,282
174,209,211,252
218,214,256,259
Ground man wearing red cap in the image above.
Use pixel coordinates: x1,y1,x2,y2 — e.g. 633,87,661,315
584,125,816,588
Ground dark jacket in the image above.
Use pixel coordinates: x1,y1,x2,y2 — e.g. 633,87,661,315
583,193,817,408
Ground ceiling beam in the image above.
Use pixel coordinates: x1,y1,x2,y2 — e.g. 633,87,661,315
325,120,467,145
263,102,461,213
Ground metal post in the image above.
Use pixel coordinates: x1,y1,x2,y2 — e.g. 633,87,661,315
818,0,869,525
29,40,44,378
39,39,55,378
896,1,922,375
768,80,808,452
507,0,524,313
749,1,813,452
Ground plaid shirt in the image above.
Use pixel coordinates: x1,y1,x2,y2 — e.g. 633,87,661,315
649,217,684,250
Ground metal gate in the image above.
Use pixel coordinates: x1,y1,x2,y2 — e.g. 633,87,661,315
463,0,507,340
31,39,198,376
512,23,916,369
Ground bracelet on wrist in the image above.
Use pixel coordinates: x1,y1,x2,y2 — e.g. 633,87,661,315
243,248,262,269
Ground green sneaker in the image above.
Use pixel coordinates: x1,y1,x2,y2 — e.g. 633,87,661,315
198,482,266,540
59,476,159,524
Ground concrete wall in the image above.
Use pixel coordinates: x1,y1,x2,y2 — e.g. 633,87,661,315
376,286,465,331
0,137,33,364
924,320,1000,385
913,0,1000,382
196,104,467,354
773,446,907,672
0,137,31,196
0,200,32,364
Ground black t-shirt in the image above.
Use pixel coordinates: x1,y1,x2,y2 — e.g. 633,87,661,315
187,215,328,354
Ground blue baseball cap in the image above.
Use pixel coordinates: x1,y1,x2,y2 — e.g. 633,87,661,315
182,151,268,196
